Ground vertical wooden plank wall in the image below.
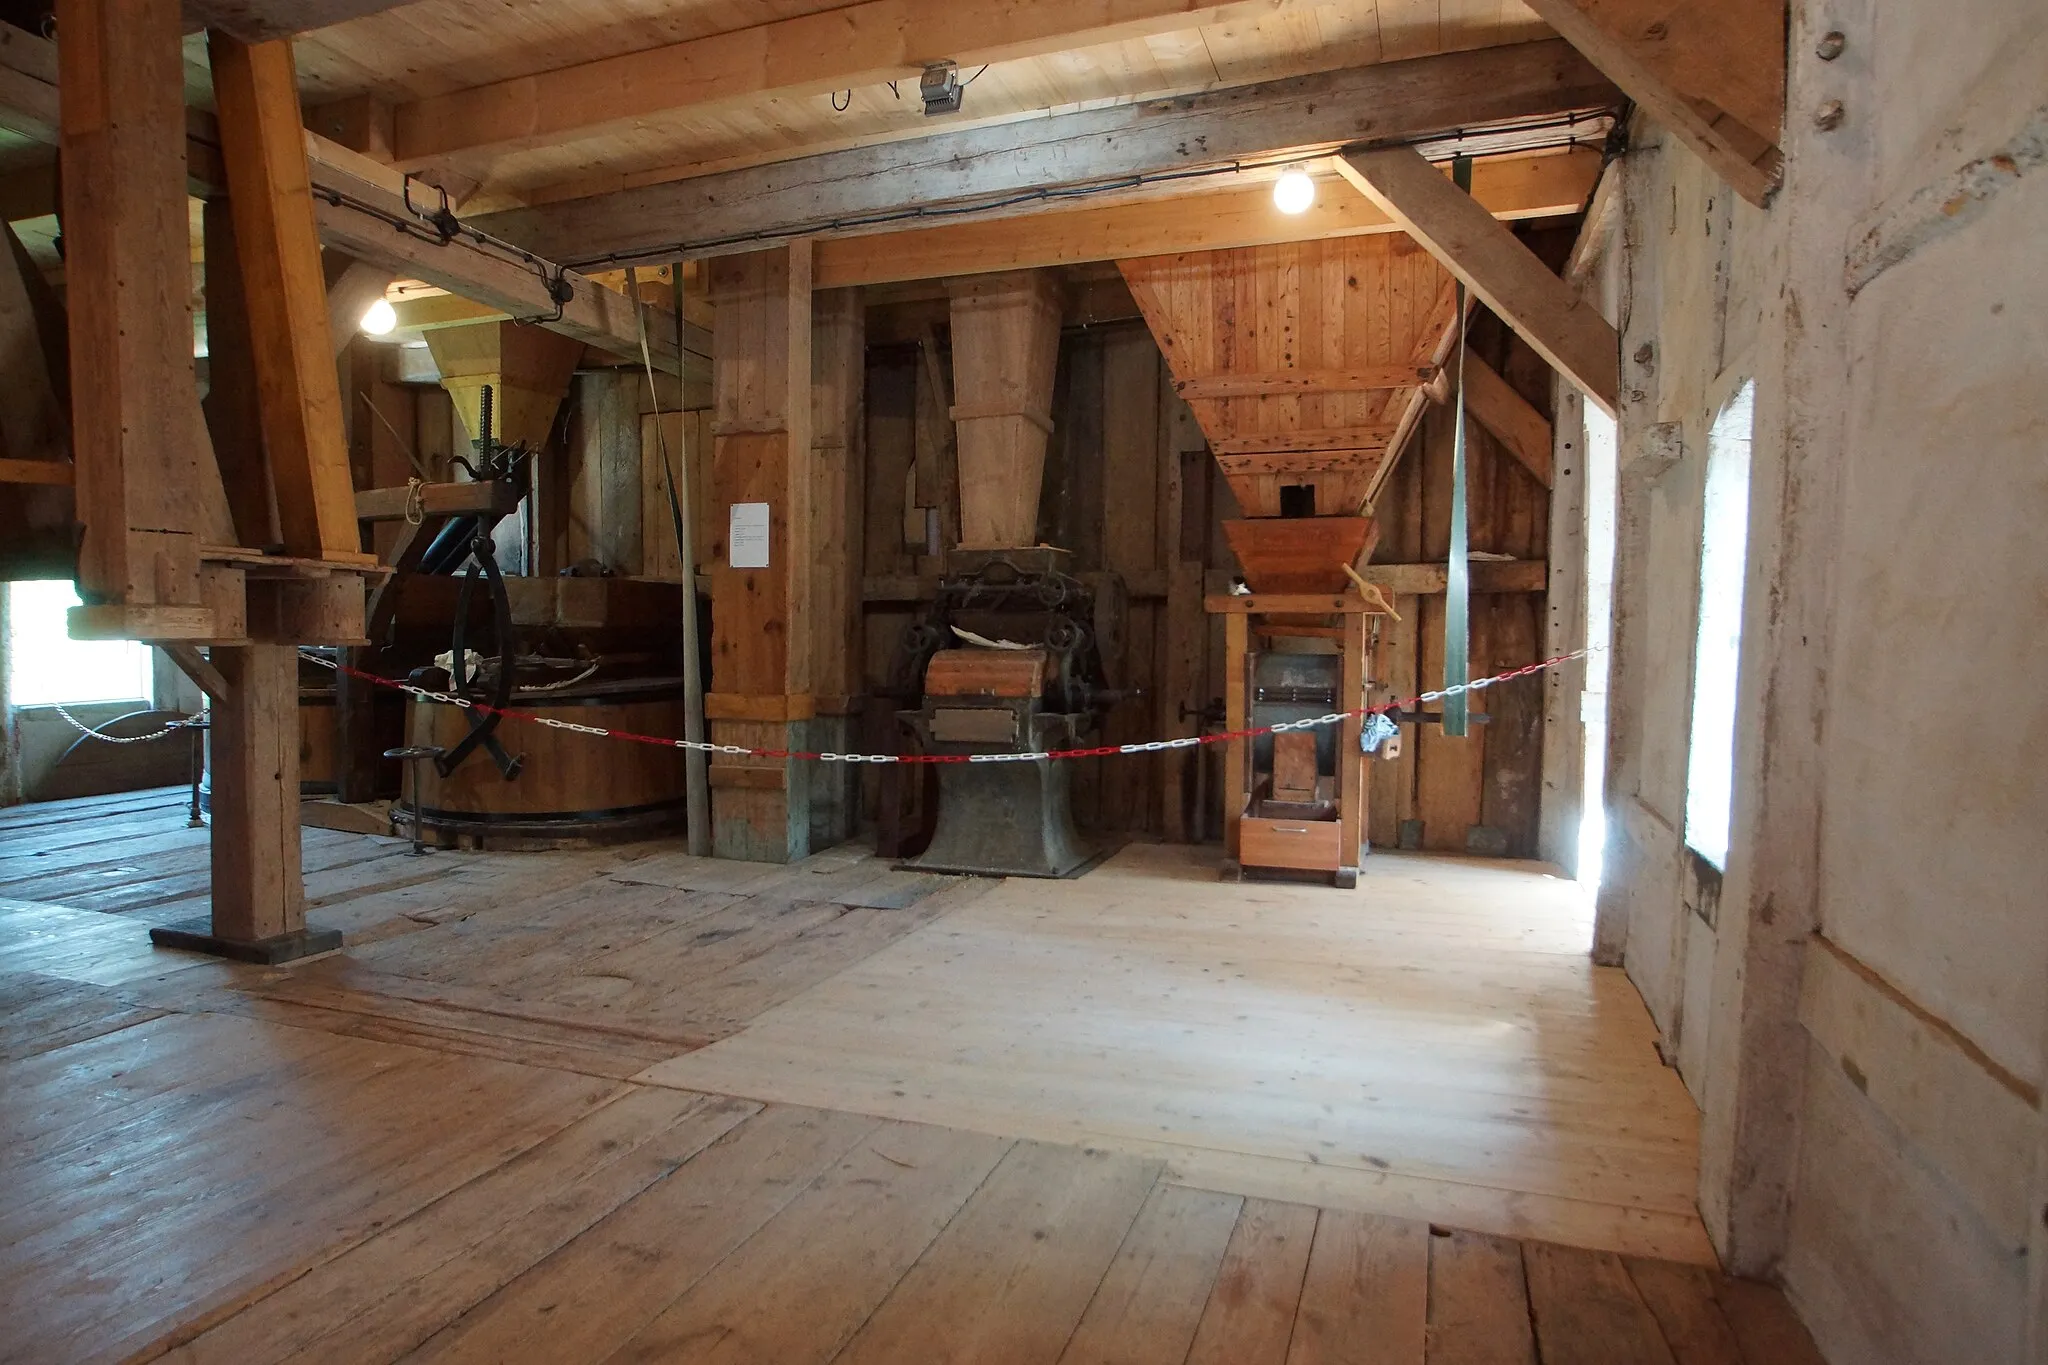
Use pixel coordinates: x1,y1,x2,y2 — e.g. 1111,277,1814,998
1368,306,1554,858
809,287,865,846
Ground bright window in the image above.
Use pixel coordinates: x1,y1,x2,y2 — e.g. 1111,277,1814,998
1684,382,1756,869
1579,404,1618,889
4,580,155,707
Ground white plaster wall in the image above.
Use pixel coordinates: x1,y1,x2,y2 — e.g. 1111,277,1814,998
1602,1,2048,1359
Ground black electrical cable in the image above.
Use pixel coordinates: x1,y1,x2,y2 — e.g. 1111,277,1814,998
554,113,1611,271
314,112,1610,281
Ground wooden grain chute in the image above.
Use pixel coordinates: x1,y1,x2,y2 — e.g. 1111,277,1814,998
945,269,1063,549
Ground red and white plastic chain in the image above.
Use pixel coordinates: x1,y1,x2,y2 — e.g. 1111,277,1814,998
297,648,1594,765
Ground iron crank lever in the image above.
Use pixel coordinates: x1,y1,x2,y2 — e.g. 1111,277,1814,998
436,527,525,781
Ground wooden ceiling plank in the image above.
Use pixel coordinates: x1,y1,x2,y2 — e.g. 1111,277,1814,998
1518,0,1783,206
474,39,1620,267
392,0,1330,169
1336,145,1619,416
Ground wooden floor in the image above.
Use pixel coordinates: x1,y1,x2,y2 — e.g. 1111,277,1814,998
0,787,1823,1365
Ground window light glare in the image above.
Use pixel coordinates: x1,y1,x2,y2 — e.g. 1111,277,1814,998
360,298,398,336
1272,169,1316,215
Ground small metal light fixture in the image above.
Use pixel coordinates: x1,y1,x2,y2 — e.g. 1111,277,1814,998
1272,168,1316,215
360,297,398,336
919,60,963,116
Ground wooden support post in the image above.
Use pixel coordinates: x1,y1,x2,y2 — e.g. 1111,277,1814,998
1223,611,1248,858
945,269,1063,547
208,30,369,564
58,0,233,621
706,243,814,861
1336,146,1620,416
150,643,340,962
810,286,865,846
1340,607,1367,872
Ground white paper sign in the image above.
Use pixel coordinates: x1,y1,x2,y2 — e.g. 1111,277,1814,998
728,502,771,569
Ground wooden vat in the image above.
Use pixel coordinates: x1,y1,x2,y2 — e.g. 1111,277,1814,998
402,676,692,848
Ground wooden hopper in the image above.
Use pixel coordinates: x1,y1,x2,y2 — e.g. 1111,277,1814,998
1223,515,1380,593
1120,236,1457,519
946,269,1064,548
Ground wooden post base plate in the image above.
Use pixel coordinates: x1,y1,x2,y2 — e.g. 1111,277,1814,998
149,919,342,965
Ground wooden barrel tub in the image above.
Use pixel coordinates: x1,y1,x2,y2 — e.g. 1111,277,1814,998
399,676,692,848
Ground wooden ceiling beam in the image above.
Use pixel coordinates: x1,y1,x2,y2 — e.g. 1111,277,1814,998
181,0,429,42
0,22,681,375
474,39,1621,268
391,0,1328,170
1336,145,1619,416
1518,0,1784,205
813,146,1602,288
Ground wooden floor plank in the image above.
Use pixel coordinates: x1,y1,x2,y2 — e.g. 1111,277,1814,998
1286,1208,1428,1365
1523,1242,1678,1365
164,1089,759,1365
1623,1259,1743,1365
834,1141,1163,1365
398,1104,880,1364
603,1120,1013,1365
1184,1198,1321,1365
1425,1228,1536,1365
1058,1183,1245,1365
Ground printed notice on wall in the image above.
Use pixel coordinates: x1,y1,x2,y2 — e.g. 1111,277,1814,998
728,502,771,569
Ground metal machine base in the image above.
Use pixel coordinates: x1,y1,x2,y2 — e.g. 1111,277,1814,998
898,758,1096,879
149,918,343,965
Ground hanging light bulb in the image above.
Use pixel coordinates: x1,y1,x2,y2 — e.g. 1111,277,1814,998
1272,168,1316,215
360,298,398,336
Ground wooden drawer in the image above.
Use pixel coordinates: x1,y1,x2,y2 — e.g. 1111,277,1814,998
1239,816,1344,872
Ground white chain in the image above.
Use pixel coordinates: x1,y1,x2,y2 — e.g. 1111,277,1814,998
298,647,1595,765
51,704,200,744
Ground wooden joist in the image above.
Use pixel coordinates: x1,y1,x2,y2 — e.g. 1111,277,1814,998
1336,146,1620,416
209,31,367,564
812,148,1602,288
0,457,69,485
1519,0,1784,206
182,0,427,42
389,0,1330,168
475,40,1620,266
353,480,518,522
